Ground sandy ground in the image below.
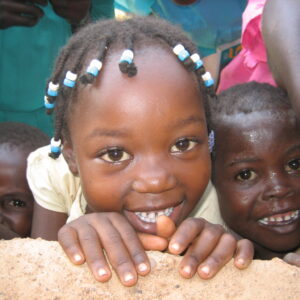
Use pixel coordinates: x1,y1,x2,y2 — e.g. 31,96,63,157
0,238,299,300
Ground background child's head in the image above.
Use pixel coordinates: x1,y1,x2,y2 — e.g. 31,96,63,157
210,82,300,259
45,16,216,234
0,122,49,238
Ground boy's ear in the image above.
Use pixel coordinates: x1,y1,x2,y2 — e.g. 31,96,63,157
62,140,79,176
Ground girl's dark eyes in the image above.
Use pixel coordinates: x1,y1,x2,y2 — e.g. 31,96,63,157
285,158,300,172
99,148,131,163
235,169,257,181
170,138,199,153
8,199,26,208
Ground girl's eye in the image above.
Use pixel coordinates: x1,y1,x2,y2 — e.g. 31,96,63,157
285,158,300,171
171,138,198,153
235,169,257,181
8,199,26,208
100,148,131,163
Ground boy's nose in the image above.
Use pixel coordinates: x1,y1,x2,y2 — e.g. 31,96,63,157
262,172,294,201
131,157,177,194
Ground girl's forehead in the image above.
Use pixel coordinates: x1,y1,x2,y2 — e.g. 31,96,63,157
78,46,201,108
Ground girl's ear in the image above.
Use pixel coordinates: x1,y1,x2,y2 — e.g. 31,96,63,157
62,140,79,176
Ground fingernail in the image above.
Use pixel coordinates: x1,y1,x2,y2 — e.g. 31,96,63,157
183,265,191,275
73,254,82,262
138,263,148,272
124,273,134,282
237,258,245,266
170,243,180,251
98,268,108,277
201,266,210,275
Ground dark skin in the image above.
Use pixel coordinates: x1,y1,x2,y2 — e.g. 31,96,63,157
212,110,300,266
0,0,91,29
31,47,253,286
262,0,300,121
0,145,34,238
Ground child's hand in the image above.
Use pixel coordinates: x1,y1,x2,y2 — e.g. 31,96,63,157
58,212,167,287
49,0,90,25
0,0,47,29
283,250,300,267
153,216,254,279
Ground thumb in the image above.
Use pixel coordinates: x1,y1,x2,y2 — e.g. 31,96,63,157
156,215,176,238
138,233,168,251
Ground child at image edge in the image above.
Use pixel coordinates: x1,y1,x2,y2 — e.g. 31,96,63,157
0,122,49,240
211,82,300,267
27,16,253,287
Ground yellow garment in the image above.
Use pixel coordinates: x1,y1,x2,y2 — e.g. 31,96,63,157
27,146,225,225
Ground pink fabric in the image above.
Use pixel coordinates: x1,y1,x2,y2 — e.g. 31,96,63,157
217,0,276,93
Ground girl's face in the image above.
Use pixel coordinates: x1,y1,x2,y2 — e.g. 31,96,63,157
0,145,34,237
213,110,300,258
64,47,210,235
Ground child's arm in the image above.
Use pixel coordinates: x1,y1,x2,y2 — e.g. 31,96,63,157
31,202,68,241
262,0,300,119
58,213,253,286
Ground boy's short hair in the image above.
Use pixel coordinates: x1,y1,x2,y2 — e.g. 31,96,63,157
210,81,290,127
0,122,49,152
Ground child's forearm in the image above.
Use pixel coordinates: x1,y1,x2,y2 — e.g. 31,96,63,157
31,201,68,241
262,0,300,118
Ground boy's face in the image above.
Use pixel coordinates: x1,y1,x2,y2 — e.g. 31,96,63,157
213,110,300,254
64,47,211,235
0,145,33,237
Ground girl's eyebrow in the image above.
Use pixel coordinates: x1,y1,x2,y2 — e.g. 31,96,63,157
87,128,129,140
169,115,205,130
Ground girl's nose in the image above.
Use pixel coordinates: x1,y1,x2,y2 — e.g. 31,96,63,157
132,157,177,194
262,172,294,201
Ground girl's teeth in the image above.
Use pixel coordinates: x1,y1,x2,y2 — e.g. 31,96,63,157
258,210,300,226
134,207,174,223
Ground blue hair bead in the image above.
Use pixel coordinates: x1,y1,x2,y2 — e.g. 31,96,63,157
202,72,214,87
63,71,77,88
119,49,134,64
208,130,215,153
190,53,203,70
86,59,102,77
173,44,190,62
50,138,61,154
45,102,55,109
47,82,59,97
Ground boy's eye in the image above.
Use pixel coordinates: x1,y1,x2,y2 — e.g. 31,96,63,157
171,138,198,153
235,169,257,181
100,148,131,163
8,199,26,208
285,159,300,171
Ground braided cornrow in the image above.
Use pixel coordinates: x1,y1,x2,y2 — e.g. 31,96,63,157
45,16,216,158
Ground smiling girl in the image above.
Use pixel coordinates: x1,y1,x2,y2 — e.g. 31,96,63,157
27,16,253,286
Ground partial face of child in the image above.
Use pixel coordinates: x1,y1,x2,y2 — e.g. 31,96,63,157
64,46,211,235
213,110,300,258
0,145,34,237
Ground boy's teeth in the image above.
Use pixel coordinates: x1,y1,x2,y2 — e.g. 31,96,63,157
135,207,174,223
258,210,300,226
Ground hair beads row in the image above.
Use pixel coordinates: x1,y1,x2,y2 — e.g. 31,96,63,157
44,16,216,158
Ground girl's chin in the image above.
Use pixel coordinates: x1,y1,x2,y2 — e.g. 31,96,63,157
123,202,184,235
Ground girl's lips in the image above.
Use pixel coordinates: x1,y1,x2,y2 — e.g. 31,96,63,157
123,202,184,235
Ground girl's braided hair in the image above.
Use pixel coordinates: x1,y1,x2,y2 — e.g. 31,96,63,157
45,16,216,158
